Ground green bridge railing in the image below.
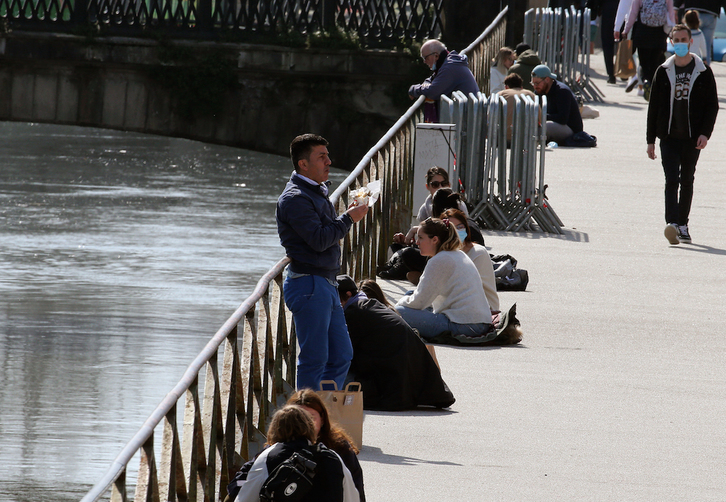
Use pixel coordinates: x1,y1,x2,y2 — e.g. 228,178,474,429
80,7,507,502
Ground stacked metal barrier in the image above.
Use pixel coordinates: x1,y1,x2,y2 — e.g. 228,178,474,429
523,7,604,102
439,91,563,233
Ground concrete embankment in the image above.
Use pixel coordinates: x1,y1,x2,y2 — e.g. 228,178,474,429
359,52,726,501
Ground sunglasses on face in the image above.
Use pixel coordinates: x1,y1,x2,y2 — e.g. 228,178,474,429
429,180,450,189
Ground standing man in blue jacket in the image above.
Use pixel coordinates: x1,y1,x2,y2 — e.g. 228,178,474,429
277,134,369,390
647,25,718,245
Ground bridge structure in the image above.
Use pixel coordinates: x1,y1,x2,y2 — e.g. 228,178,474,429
79,9,509,502
0,0,518,169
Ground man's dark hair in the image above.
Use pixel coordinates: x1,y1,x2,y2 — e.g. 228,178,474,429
503,73,523,89
670,23,692,39
425,166,450,185
515,43,531,57
290,134,329,171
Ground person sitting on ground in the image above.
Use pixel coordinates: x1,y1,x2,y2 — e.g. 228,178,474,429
397,187,485,286
508,46,543,92
683,10,708,60
394,217,495,342
498,73,537,144
379,166,467,280
358,278,396,310
287,389,366,501
490,46,516,93
441,208,499,317
233,405,359,502
337,275,456,410
530,64,584,143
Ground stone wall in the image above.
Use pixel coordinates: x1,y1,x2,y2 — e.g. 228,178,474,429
0,33,421,170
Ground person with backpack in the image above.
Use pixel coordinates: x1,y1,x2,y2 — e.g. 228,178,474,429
233,405,360,502
287,389,366,501
623,0,676,100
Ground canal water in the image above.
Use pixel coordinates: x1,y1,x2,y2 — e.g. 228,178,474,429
0,122,349,501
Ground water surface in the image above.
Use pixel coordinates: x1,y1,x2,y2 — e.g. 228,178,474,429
0,122,348,501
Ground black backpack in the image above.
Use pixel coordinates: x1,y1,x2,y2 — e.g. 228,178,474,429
260,444,322,501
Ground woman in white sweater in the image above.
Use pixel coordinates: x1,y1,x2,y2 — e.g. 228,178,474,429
395,217,492,340
441,208,500,320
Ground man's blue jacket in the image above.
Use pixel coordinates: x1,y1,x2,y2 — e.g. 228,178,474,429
276,172,353,281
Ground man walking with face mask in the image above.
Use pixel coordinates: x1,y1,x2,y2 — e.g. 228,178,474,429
646,24,718,245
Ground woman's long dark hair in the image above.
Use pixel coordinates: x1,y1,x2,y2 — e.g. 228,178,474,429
287,389,359,454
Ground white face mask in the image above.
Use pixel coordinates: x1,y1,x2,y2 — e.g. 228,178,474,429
457,229,467,242
431,62,437,71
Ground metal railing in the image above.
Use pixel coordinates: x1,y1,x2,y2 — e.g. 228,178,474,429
0,0,444,43
81,9,509,502
439,89,562,233
523,6,603,102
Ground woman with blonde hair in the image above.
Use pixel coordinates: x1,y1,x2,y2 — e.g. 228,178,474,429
490,46,515,93
233,404,359,502
287,389,366,501
395,217,493,340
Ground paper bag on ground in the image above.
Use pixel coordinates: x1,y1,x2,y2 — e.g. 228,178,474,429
318,381,364,450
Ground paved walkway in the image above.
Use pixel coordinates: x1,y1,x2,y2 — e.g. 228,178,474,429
357,52,726,501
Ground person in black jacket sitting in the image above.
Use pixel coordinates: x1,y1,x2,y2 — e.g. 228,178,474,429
531,64,584,143
337,275,455,411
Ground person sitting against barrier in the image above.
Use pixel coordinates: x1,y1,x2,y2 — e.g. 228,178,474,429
398,188,484,286
408,39,480,122
287,389,366,501
233,404,359,502
441,208,500,322
336,275,456,411
394,217,494,341
498,73,537,145
490,46,516,93
378,166,467,280
530,64,584,143
508,44,542,92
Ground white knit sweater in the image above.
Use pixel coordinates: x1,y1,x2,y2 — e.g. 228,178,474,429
396,250,491,324
466,243,500,312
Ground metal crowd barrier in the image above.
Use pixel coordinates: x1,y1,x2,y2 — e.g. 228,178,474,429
439,90,562,233
80,8,510,502
523,7,603,102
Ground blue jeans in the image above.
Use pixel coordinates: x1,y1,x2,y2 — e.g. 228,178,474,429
660,138,700,226
699,11,717,65
284,274,353,390
395,305,489,340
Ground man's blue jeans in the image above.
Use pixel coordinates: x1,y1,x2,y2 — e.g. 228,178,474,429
395,305,489,340
284,274,352,390
699,11,717,65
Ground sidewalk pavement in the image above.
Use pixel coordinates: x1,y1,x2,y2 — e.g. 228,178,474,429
357,51,726,501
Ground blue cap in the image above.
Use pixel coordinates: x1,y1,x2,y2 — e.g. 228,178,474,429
532,64,557,80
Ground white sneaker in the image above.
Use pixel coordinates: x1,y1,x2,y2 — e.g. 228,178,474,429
664,223,680,245
637,87,645,96
625,75,639,93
